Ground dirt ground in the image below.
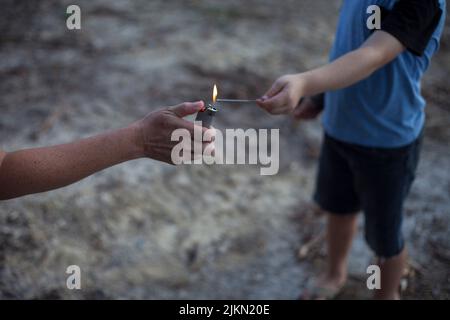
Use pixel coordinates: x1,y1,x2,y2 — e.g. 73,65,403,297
0,0,449,299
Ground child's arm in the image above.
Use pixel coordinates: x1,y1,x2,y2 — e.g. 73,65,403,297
257,30,405,114
0,101,208,200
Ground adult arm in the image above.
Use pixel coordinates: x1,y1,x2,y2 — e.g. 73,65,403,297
0,101,209,200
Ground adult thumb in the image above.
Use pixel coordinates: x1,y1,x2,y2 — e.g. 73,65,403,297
171,101,204,118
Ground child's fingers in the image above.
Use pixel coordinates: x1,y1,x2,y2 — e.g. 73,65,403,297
270,106,292,115
259,91,288,113
262,79,285,99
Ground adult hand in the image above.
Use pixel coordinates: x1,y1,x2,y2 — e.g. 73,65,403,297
134,101,214,164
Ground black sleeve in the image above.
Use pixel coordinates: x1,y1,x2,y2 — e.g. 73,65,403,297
381,0,443,56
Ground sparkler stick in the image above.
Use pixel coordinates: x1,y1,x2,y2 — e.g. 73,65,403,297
195,85,259,128
216,99,258,104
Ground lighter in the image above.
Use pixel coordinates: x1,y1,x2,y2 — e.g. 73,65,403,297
195,104,217,129
195,84,219,129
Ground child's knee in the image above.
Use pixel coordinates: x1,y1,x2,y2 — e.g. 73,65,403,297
365,228,404,259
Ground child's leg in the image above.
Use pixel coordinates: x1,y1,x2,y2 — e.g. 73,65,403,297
306,134,362,298
301,212,357,299
356,134,422,299
325,213,359,286
312,132,422,299
374,249,407,300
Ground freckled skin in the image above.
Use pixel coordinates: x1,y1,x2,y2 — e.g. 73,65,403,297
0,101,211,200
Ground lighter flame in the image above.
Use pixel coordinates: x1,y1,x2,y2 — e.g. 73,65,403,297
213,84,218,103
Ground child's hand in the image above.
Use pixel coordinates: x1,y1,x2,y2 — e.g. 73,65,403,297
292,96,323,121
257,74,305,115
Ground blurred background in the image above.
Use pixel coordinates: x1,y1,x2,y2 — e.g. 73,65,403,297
0,0,448,299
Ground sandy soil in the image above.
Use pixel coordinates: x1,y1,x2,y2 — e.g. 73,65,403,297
0,0,449,299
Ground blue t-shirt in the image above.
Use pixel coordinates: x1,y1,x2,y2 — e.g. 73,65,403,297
323,0,446,148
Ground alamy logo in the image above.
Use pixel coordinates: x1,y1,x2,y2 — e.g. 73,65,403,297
366,265,381,290
66,5,81,30
171,126,280,176
66,265,81,290
367,5,381,30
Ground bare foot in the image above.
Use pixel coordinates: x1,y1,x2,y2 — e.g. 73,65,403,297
300,273,347,300
373,291,401,300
